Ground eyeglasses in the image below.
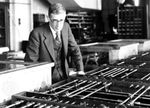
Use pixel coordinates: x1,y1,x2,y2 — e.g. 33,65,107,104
50,18,65,23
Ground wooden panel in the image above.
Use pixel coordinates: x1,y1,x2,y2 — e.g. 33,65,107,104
0,61,54,103
80,42,139,64
109,39,150,52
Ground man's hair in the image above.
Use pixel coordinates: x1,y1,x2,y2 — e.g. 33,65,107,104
48,3,66,16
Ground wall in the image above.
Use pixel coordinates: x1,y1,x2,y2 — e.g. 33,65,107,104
0,0,50,51
0,0,8,2
47,0,101,11
75,0,101,10
148,0,150,39
9,0,32,51
33,0,50,22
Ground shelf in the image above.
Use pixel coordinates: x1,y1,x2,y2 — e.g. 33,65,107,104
67,12,95,27
117,6,147,38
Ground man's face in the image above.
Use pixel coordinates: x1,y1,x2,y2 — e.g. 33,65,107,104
49,13,66,32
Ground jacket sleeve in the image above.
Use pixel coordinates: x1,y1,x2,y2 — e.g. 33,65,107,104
24,29,40,62
67,23,84,71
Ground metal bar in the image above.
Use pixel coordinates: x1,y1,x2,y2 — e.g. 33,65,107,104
67,81,97,97
139,62,146,67
106,68,124,77
134,101,150,107
68,81,101,98
52,79,78,90
101,68,120,76
141,73,150,80
129,86,150,106
130,57,137,60
141,52,149,56
20,102,35,108
119,86,145,105
81,82,112,99
42,79,79,94
112,69,129,77
121,69,138,79
33,103,41,107
37,104,47,108
89,67,110,76
5,100,25,108
146,75,150,80
54,80,87,95
117,61,125,65
111,68,129,77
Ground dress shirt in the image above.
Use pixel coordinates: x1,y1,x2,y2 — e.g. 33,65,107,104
49,26,61,41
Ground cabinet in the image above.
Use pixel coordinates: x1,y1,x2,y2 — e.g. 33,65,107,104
0,61,54,103
0,8,5,46
33,14,46,28
117,6,147,39
0,4,9,47
66,12,96,43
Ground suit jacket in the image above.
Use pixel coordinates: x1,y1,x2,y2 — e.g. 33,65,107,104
24,22,84,77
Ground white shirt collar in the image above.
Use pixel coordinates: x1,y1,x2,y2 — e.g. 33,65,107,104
49,25,61,39
49,25,56,39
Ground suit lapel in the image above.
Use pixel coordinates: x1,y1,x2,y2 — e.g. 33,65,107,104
61,26,68,56
43,24,55,62
43,23,68,62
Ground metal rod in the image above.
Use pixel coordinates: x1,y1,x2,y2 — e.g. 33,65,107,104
101,68,120,76
141,52,149,56
139,62,146,67
141,73,150,80
45,105,54,108
20,102,35,108
131,57,136,60
129,84,134,88
42,79,79,94
106,68,124,76
37,104,47,108
111,69,129,77
119,86,145,105
146,75,150,80
81,82,112,99
134,101,150,107
69,82,101,98
117,61,125,65
121,69,138,79
54,80,87,95
5,100,24,108
90,67,110,76
129,86,150,106
52,79,78,90
33,103,41,107
67,81,98,97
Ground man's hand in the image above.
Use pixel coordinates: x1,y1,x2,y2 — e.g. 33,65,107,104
69,70,77,76
69,69,85,76
77,71,86,76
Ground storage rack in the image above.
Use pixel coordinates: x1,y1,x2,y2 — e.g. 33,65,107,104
66,12,96,43
117,6,147,39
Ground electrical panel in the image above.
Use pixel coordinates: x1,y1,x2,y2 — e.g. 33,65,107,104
117,6,147,39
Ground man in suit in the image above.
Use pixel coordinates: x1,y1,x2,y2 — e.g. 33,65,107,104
24,3,85,83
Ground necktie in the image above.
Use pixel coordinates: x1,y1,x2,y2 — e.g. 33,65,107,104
55,32,61,44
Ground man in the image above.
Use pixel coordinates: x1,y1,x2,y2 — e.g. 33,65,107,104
102,0,118,39
24,3,85,83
